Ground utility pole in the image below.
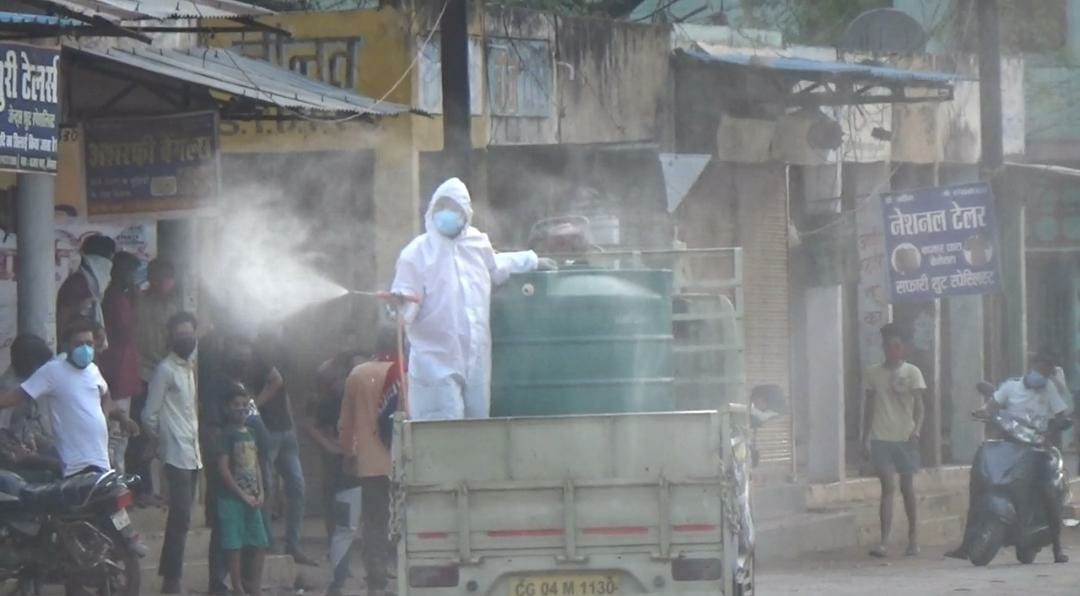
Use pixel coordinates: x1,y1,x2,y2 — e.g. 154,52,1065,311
15,174,55,345
441,0,471,184
978,0,1002,172
977,0,1024,376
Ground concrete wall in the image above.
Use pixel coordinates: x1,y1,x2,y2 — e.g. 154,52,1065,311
555,17,672,145
206,10,423,287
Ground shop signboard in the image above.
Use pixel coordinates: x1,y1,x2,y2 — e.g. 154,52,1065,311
0,43,59,174
83,111,220,216
882,182,1000,303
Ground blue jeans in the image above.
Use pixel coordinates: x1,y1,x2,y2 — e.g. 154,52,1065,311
266,429,306,552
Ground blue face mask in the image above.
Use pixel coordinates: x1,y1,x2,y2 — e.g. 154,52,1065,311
69,345,94,369
1024,370,1048,390
433,209,466,238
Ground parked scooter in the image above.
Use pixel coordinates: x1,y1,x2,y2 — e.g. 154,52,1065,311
963,382,1072,567
0,468,144,595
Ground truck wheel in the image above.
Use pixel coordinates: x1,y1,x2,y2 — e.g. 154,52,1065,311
1016,545,1038,564
969,520,1005,567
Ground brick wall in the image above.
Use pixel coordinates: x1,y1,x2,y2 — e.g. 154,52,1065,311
677,162,793,472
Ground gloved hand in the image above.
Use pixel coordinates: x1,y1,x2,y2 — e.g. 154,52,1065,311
537,257,558,271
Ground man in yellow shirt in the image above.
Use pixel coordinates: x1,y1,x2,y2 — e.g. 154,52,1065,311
861,323,926,558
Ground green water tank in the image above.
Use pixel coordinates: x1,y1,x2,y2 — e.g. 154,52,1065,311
490,269,674,417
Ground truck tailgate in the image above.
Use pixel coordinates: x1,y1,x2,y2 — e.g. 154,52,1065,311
394,411,730,561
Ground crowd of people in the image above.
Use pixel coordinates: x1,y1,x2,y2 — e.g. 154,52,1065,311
0,176,551,596
0,233,345,596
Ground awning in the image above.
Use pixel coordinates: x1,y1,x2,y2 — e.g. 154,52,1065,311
30,0,270,21
3,0,278,41
67,44,414,117
677,46,957,107
1005,162,1080,180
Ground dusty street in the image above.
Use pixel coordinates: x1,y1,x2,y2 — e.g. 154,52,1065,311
759,531,1080,595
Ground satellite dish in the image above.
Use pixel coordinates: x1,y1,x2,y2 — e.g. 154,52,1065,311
839,8,927,54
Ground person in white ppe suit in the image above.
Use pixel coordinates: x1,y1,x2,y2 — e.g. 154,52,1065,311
391,177,551,421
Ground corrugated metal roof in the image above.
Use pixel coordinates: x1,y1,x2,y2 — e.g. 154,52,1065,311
43,0,271,21
0,11,83,26
69,45,412,116
679,47,957,86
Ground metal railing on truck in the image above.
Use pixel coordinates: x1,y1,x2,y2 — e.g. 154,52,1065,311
543,247,747,414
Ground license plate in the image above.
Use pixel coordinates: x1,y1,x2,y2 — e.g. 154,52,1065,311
111,509,131,530
509,574,620,596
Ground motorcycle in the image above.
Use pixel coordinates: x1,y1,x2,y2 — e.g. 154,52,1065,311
964,382,1072,567
0,468,144,595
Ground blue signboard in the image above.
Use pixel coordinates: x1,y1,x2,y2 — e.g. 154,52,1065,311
882,182,999,303
0,43,59,174
84,111,219,215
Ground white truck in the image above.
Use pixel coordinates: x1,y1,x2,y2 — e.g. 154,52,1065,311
392,248,754,596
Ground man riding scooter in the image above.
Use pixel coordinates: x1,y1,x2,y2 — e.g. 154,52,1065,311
946,347,1071,564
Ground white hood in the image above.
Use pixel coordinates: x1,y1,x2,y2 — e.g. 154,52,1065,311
424,177,474,235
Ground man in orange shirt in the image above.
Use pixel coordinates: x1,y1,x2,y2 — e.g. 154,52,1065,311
328,329,403,596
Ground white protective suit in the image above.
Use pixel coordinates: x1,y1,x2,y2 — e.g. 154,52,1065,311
392,178,538,420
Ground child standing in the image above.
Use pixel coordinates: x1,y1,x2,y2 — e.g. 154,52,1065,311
218,388,268,596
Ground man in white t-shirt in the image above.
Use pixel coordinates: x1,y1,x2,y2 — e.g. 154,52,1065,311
991,359,1070,435
992,349,1070,563
948,348,1072,563
0,318,139,478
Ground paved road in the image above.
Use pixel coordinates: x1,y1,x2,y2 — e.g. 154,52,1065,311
759,532,1080,596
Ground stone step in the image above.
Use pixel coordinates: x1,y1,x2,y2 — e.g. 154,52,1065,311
755,510,857,563
750,482,806,521
821,490,969,528
806,466,971,509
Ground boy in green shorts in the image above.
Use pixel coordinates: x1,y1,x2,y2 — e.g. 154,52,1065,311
218,387,268,596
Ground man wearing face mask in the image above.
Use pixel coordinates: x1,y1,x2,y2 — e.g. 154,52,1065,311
0,318,138,478
947,347,1072,563
392,177,555,421
142,312,201,593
